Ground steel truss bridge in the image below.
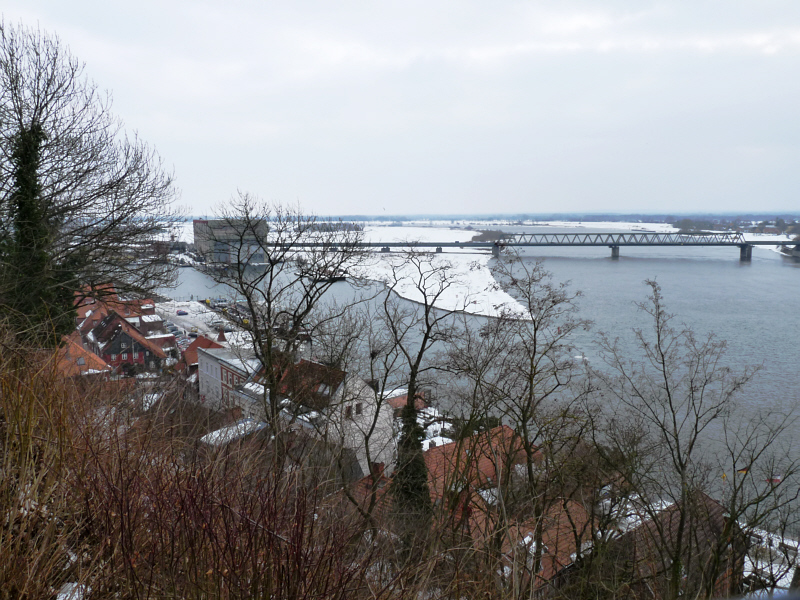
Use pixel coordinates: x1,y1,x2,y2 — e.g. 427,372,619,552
346,232,798,261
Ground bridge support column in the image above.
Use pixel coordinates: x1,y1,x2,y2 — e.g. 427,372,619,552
610,245,620,259
740,244,752,261
492,243,501,259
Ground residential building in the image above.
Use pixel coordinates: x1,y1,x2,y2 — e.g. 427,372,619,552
556,490,746,599
276,359,396,477
87,311,167,374
197,346,261,410
178,335,224,381
56,334,113,380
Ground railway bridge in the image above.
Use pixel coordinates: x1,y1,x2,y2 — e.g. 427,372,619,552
351,232,798,261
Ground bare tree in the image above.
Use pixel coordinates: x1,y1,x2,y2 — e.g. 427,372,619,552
365,249,470,555
199,193,366,432
444,255,595,593
0,22,179,342
591,279,799,600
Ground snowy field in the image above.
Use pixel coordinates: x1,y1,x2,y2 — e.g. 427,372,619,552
357,225,526,317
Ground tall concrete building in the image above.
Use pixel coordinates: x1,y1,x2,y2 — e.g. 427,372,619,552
193,219,269,264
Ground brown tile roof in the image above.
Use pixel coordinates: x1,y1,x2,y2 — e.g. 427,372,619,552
620,490,729,562
75,284,119,315
605,491,744,598
278,359,347,410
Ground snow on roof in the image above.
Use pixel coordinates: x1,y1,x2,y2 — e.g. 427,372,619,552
57,582,88,600
200,347,261,375
422,436,454,451
142,393,163,411
200,419,267,447
141,314,163,322
744,555,797,590
243,382,266,396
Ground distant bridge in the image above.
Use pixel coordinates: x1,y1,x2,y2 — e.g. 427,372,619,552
346,232,799,261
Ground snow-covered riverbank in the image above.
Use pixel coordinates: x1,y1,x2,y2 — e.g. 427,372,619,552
170,219,796,317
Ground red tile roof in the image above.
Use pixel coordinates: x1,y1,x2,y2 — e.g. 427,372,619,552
78,305,110,335
93,312,167,359
504,501,593,582
387,392,426,410
56,335,113,377
75,285,154,320
182,335,224,367
424,425,529,503
117,320,167,359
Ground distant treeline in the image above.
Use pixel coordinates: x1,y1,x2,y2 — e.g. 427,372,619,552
185,213,800,225
674,217,800,234
312,213,800,224
307,221,364,232
470,230,514,242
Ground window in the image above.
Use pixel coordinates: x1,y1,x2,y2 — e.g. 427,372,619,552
76,357,85,366
121,353,128,360
133,351,139,359
121,342,127,349
356,403,363,416
111,354,116,361
345,405,353,419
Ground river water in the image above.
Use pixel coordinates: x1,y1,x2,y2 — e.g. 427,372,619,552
165,225,800,462
504,227,800,425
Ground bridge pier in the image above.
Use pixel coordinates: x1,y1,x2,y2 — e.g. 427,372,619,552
740,244,752,261
492,243,501,259
610,245,620,259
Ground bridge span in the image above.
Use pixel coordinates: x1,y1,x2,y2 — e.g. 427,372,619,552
350,232,798,261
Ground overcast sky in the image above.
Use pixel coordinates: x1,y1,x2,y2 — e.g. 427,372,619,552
4,2,800,216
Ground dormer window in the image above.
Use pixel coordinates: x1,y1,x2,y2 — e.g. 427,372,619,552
77,357,85,366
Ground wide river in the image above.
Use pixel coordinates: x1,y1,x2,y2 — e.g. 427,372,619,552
166,225,800,469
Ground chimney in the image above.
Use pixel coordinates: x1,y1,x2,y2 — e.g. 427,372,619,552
370,462,385,484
